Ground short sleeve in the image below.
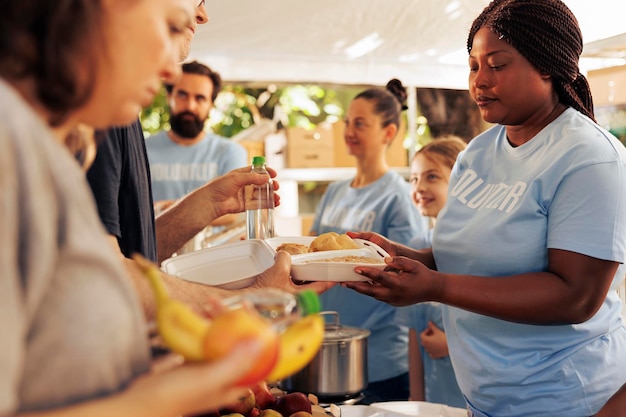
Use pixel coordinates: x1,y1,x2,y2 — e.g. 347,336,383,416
548,161,626,262
222,141,249,174
0,135,26,414
86,129,124,238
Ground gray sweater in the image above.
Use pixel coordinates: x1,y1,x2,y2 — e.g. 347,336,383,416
0,80,150,413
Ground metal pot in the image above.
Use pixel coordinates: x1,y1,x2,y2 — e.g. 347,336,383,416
280,311,370,398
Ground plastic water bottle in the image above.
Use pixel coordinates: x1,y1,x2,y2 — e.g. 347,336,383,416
245,156,275,239
223,288,321,331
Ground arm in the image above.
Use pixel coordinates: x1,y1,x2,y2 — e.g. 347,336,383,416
14,341,263,417
210,213,241,227
347,231,436,269
108,235,331,321
155,166,280,263
408,329,425,401
419,321,449,359
345,249,618,325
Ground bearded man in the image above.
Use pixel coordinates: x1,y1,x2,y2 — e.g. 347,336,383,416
146,61,247,210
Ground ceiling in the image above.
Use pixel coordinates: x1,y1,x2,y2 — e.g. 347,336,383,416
188,0,626,89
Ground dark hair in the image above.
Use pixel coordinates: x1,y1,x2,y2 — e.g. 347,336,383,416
354,78,407,129
467,0,595,121
413,136,467,171
165,60,222,102
0,0,103,127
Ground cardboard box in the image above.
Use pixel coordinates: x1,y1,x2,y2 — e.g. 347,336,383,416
264,131,287,169
588,65,626,107
286,125,335,168
238,139,264,164
387,119,409,167
332,121,356,168
300,213,316,236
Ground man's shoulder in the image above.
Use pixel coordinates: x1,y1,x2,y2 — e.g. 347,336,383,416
144,130,171,152
101,119,144,142
206,132,247,153
146,130,169,142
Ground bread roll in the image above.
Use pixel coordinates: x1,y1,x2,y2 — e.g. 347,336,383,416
309,232,358,252
276,243,310,255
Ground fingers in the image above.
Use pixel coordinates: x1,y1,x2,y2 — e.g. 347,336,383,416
266,166,278,178
427,321,441,333
295,280,336,294
150,341,265,416
274,250,292,267
346,231,372,240
342,280,376,295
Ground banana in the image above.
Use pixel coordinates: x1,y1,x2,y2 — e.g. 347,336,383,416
134,254,210,361
265,314,324,382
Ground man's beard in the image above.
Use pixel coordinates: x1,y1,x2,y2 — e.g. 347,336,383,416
170,111,206,139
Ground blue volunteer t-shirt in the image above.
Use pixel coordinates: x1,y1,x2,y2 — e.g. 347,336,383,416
434,108,626,417
400,229,465,409
146,130,248,201
312,170,427,382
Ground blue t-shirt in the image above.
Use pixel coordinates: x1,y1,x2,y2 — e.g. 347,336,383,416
398,302,466,408
146,130,248,201
311,171,427,382
400,229,465,408
434,108,626,417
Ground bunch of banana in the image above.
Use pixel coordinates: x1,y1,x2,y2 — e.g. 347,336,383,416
265,313,324,382
133,254,324,384
135,253,210,361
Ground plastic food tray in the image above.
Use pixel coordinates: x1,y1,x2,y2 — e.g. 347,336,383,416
269,236,390,282
341,402,467,417
161,239,275,289
161,236,391,288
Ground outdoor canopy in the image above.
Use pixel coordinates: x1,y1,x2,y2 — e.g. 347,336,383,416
188,0,626,90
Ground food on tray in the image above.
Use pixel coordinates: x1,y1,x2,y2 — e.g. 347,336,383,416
276,243,311,255
309,232,358,252
302,255,382,264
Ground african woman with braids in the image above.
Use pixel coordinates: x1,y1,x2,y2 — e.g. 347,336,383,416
343,1,626,416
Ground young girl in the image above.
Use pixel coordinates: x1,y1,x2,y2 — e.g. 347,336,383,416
403,137,467,408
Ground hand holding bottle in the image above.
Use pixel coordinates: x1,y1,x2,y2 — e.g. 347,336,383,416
245,156,275,240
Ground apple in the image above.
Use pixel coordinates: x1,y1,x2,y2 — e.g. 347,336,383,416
220,389,256,416
203,308,280,386
249,407,261,417
289,412,313,417
260,409,284,417
250,381,277,410
271,392,312,417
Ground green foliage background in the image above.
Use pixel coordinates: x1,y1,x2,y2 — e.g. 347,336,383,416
140,84,362,138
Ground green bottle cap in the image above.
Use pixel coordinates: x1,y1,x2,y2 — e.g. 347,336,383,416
252,156,266,165
295,290,321,315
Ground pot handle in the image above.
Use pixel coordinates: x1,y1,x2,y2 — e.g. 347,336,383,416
320,311,340,327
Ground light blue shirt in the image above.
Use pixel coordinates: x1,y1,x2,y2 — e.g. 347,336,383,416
146,130,248,201
434,108,626,417
398,302,466,408
400,229,465,408
312,171,427,382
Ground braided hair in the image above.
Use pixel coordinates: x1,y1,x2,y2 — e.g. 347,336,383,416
467,0,595,121
355,78,408,130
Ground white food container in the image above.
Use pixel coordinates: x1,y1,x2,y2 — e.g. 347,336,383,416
161,239,275,289
270,237,390,282
161,236,390,288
